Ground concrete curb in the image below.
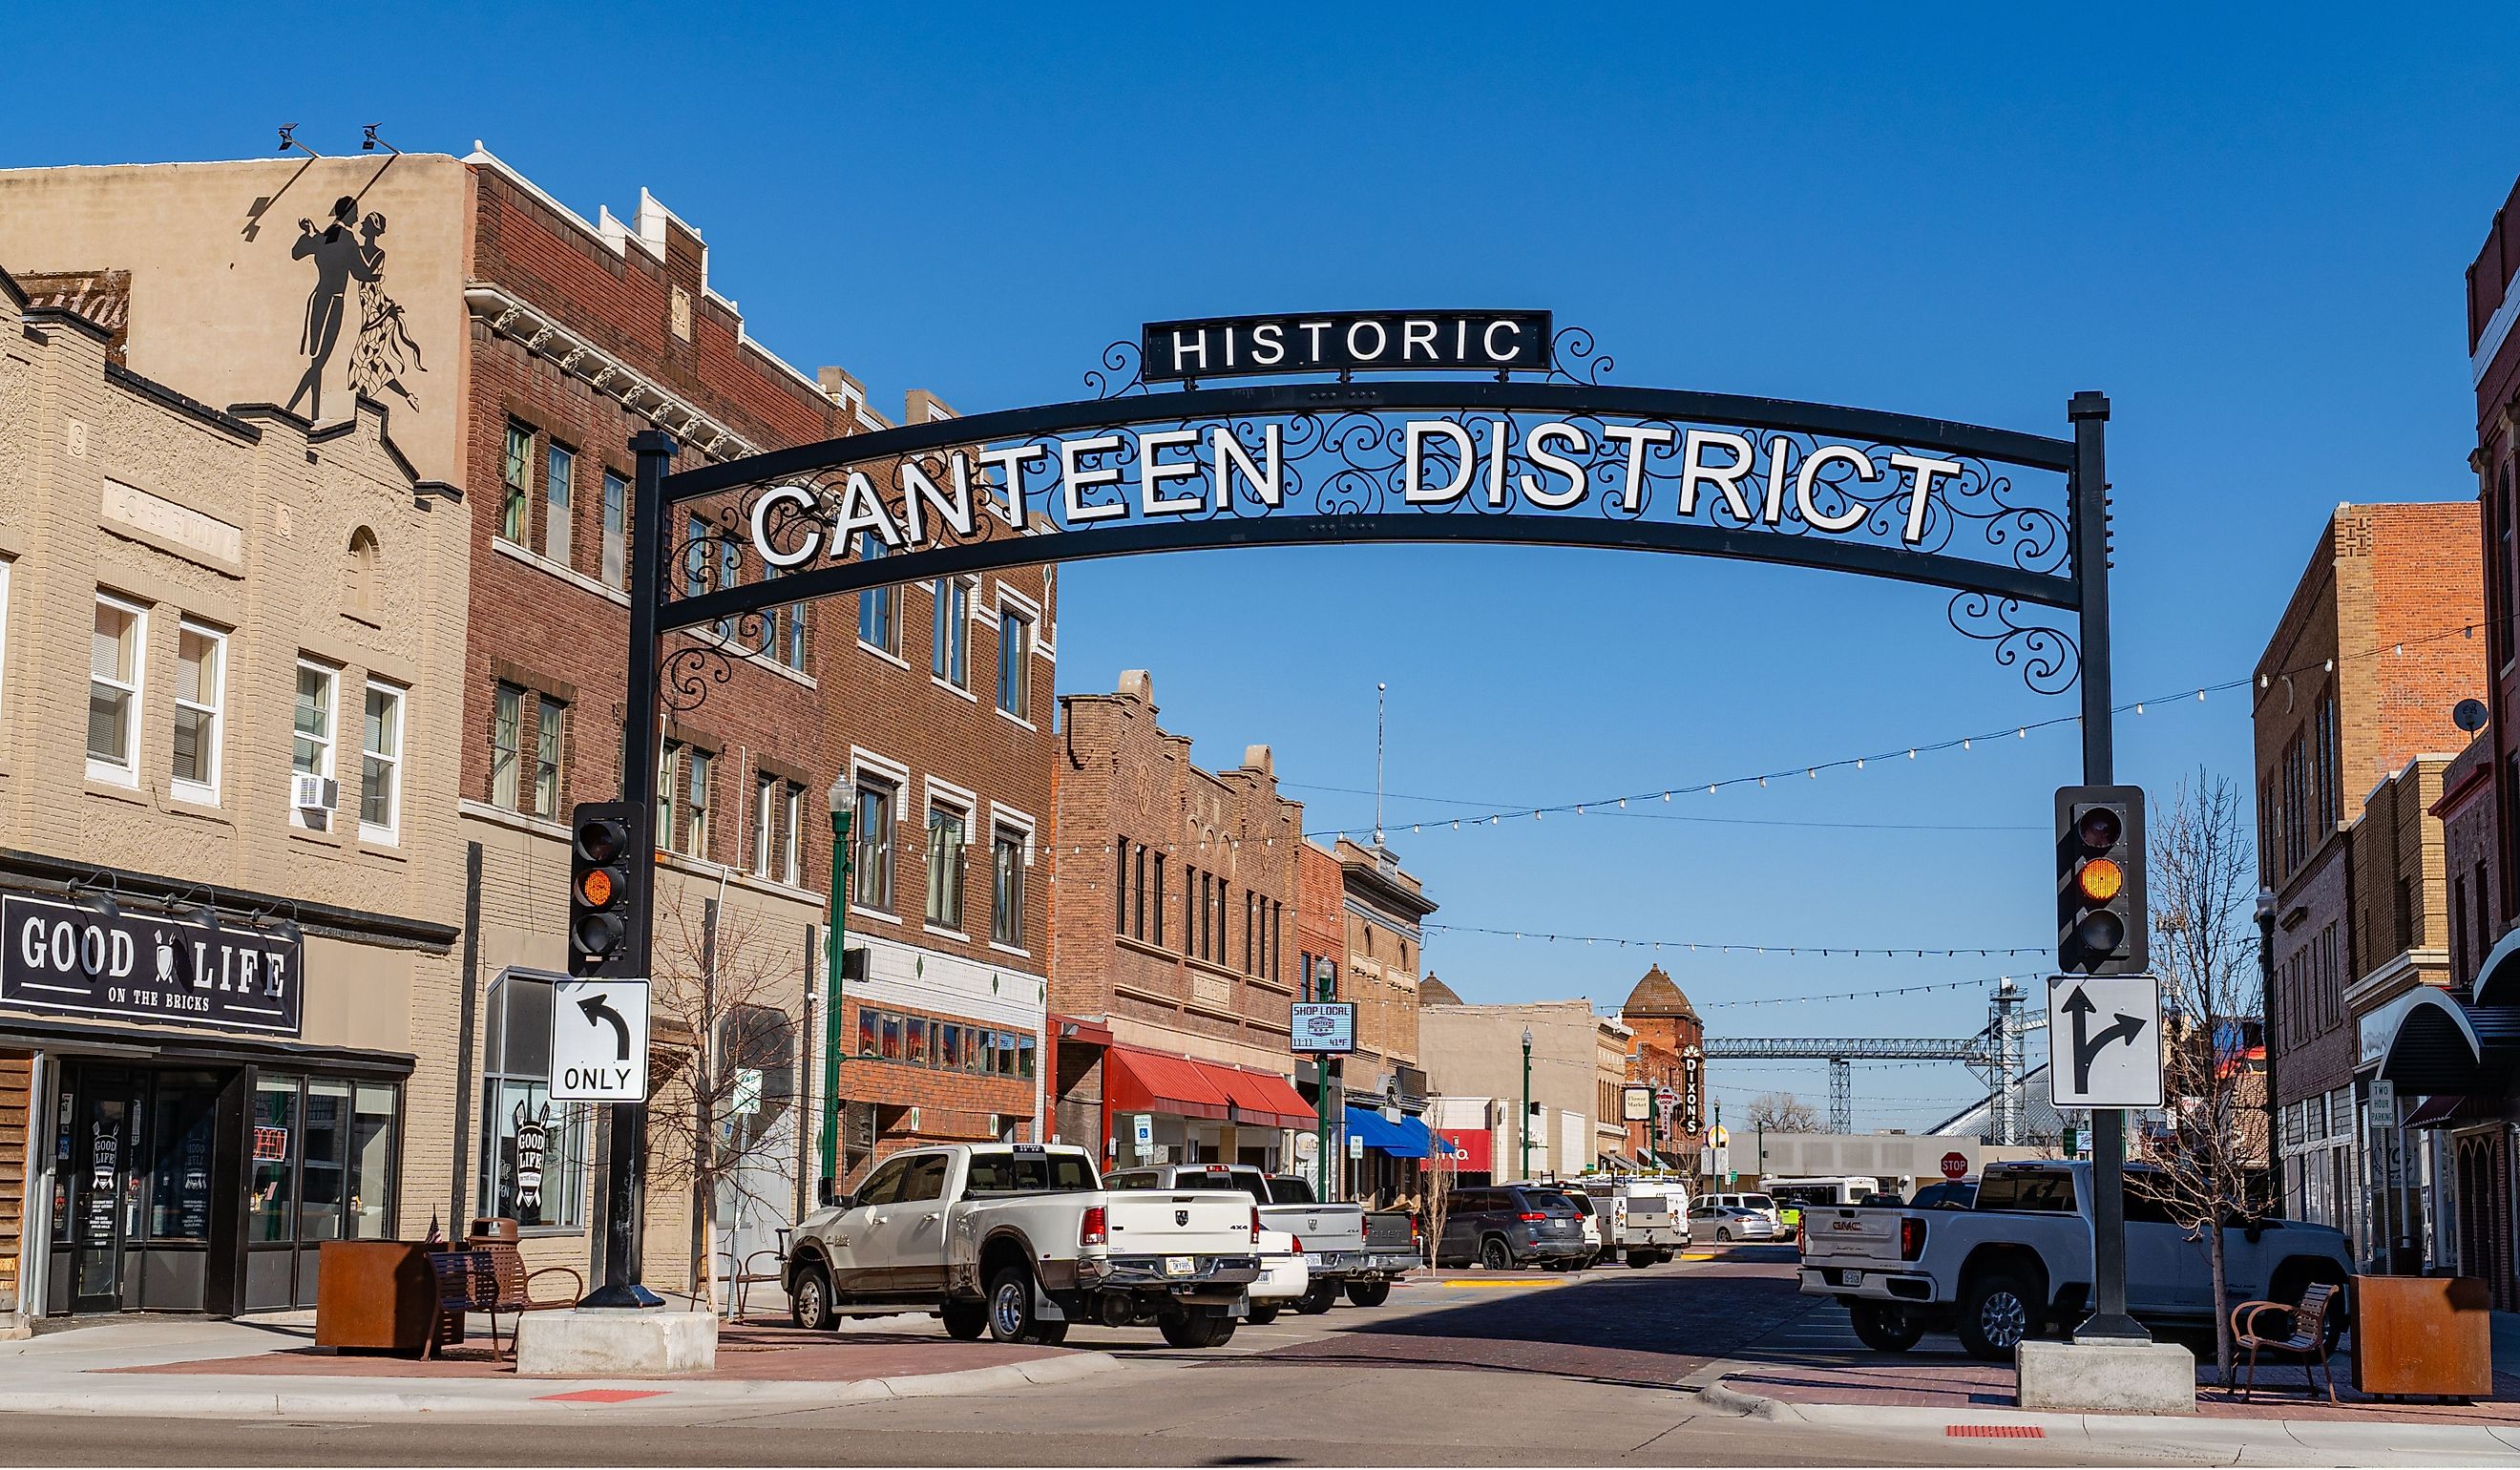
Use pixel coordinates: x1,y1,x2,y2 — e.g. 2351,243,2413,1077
1694,1374,2520,1458
0,1353,1125,1420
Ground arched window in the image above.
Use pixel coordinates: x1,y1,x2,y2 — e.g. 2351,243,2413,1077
344,527,382,620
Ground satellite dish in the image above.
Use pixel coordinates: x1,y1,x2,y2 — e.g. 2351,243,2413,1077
2455,698,2488,734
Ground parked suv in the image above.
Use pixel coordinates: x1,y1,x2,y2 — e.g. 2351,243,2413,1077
1434,1186,1591,1270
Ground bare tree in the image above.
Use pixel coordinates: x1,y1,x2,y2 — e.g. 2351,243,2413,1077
2128,769,2266,1387
1743,1092,1821,1133
643,878,809,1317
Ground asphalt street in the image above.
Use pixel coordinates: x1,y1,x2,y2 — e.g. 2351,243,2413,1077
0,1249,2384,1467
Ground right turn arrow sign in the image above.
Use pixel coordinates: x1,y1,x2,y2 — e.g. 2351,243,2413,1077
2047,975,2163,1109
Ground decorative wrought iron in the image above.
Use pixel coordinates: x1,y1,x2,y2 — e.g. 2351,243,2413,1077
1946,590,2080,695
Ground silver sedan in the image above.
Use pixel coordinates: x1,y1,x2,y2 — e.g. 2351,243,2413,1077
1689,1206,1778,1244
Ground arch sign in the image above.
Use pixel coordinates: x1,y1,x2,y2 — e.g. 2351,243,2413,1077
595,309,2139,1335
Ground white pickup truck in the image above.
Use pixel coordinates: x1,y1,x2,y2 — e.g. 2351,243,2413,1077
783,1143,1261,1348
1104,1163,1376,1312
1797,1160,2353,1359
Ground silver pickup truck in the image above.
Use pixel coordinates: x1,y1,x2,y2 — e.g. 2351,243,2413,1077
784,1143,1260,1348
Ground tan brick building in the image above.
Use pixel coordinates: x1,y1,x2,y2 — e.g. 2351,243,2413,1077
0,270,469,1321
1049,672,1312,1175
0,147,1054,1311
1418,998,1624,1184
1616,966,1706,1166
2251,500,2482,1265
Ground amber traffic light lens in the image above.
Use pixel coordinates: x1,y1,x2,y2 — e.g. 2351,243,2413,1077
2075,856,2124,904
2076,808,2122,850
578,869,616,907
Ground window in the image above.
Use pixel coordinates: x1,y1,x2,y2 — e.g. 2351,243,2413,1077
932,578,969,688
361,681,404,840
784,601,808,671
782,783,803,886
718,537,741,642
857,535,898,655
500,422,533,545
0,559,10,714
1153,852,1166,947
754,774,779,876
88,596,146,782
544,442,575,565
1115,840,1131,935
998,608,1032,719
534,695,565,819
291,660,337,824
992,826,1026,948
685,513,711,600
853,777,895,910
661,744,711,858
476,972,590,1228
600,471,628,588
171,620,226,801
927,803,967,930
344,528,382,620
490,682,523,809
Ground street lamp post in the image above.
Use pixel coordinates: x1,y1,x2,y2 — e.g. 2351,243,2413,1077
2256,885,2278,1213
1520,1027,1533,1179
817,776,855,1205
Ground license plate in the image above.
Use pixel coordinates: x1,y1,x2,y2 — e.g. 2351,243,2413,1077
1841,1271,1863,1289
1165,1255,1194,1277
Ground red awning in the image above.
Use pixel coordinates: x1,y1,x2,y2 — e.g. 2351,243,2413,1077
1206,1064,1315,1131
1437,1128,1492,1171
1104,1044,1230,1122
2405,1094,2478,1129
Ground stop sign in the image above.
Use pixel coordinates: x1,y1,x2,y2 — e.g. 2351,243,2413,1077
1940,1151,1968,1181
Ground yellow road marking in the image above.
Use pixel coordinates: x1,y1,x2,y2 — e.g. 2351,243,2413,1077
1436,1278,1565,1289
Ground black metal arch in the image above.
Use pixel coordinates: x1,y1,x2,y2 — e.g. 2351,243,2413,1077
655,378,2082,640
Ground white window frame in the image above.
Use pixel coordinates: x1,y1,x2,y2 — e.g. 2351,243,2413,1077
925,799,969,934
533,694,565,821
492,682,525,812
753,772,779,876
290,658,338,828
600,470,628,589
170,618,227,805
0,557,12,718
997,603,1033,724
88,593,148,787
931,577,972,693
360,678,406,844
683,746,713,858
782,783,803,887
544,441,575,566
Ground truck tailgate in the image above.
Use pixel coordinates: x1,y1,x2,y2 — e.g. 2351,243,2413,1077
1263,1203,1366,1252
1799,1206,1905,1268
1362,1210,1415,1251
1104,1188,1254,1255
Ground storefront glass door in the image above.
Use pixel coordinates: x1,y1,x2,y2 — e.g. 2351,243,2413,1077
68,1070,140,1312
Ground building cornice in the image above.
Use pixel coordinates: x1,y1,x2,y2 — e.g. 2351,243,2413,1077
464,281,758,460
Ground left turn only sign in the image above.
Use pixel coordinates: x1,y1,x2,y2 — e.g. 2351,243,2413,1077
551,978,650,1102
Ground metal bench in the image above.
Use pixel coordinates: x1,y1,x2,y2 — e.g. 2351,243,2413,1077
424,1245,582,1361
2230,1281,2342,1403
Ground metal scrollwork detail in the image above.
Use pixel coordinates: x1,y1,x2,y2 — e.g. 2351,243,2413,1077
1544,326,1612,386
1087,339,1150,399
1946,591,2080,695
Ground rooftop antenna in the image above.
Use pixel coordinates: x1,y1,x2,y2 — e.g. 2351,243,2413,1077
1374,682,1388,848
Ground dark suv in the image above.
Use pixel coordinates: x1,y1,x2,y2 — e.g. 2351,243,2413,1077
1434,1186,1591,1270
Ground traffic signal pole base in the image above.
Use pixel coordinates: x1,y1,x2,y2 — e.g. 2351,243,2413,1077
2016,1338,2194,1415
578,1281,665,1310
515,1309,717,1376
2071,1310,2152,1343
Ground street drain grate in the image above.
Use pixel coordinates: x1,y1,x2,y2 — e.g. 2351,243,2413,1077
1946,1424,2044,1438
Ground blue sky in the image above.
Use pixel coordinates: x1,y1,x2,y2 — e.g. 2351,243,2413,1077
10,5,2513,1127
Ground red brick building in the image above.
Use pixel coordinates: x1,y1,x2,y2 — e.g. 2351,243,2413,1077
2252,501,2481,1261
1049,672,1312,1174
0,147,1056,1302
1617,967,1705,1166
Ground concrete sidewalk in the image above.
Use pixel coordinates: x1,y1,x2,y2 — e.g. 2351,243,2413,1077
0,1312,1120,1420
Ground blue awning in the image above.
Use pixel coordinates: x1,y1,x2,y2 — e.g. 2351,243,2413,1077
1345,1105,1432,1158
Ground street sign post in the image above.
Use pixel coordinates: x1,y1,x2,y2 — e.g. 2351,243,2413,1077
551,978,650,1102
2045,975,2163,1109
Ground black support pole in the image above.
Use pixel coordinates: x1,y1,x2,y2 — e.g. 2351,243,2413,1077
2069,389,2145,1344
583,428,676,1310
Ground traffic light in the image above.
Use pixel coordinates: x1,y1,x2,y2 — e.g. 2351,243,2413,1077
570,802,645,977
2055,785,2146,976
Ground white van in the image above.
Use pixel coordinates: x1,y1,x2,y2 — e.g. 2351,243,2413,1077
1575,1177,1690,1265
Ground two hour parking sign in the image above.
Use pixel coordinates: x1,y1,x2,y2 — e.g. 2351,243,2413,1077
551,978,650,1102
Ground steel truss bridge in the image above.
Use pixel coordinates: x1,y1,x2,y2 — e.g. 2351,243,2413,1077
1703,981,2042,1140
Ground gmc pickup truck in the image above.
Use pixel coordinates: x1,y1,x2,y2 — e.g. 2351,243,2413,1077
784,1143,1261,1348
1797,1160,2353,1359
1105,1163,1387,1312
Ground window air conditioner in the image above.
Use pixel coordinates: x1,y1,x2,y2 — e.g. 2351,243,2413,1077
292,773,338,812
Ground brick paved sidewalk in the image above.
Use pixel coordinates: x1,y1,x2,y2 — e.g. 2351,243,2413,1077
105,1319,1064,1382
